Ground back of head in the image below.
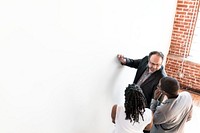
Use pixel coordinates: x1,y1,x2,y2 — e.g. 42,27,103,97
124,83,147,123
160,76,180,96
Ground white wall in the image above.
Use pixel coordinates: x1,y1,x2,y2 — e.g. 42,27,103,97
0,0,177,133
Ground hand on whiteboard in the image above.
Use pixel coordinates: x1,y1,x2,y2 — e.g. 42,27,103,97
117,54,126,65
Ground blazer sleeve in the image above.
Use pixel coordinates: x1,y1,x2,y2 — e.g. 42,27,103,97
124,56,148,68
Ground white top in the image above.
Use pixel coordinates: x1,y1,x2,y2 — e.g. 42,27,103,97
113,105,152,133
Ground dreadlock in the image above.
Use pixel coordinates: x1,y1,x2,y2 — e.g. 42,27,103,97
124,83,147,124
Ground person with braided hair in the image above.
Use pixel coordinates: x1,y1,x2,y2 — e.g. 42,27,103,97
111,84,153,133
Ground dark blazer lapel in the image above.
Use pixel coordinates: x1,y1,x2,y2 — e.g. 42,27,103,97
135,66,148,83
141,72,158,86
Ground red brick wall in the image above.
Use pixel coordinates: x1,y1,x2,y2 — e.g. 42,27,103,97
166,0,200,93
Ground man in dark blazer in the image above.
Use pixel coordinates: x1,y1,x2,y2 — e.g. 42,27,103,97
117,51,167,108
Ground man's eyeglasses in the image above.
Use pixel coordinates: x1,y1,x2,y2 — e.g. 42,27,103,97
157,84,161,89
149,61,161,67
157,84,164,93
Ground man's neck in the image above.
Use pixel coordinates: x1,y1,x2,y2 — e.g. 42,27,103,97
167,94,179,99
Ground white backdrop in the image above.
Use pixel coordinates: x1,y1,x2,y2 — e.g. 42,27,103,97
0,0,177,133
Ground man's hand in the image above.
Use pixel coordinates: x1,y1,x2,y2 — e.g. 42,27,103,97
154,88,163,100
117,54,126,64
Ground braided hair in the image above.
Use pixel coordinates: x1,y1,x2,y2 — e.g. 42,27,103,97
124,83,147,124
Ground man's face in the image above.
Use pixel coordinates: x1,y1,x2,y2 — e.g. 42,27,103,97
157,80,165,95
148,54,163,73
